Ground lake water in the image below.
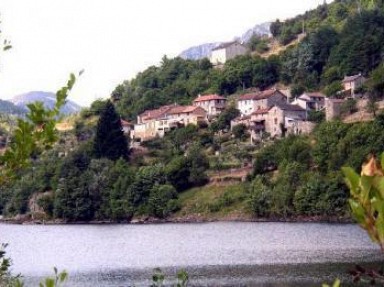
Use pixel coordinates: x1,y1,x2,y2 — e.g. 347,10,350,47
0,222,383,286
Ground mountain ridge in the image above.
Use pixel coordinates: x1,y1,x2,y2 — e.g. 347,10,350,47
179,22,271,60
10,91,82,115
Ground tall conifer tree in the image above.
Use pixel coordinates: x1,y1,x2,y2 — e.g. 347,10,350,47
93,100,128,160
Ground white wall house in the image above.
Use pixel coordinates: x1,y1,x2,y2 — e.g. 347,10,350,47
210,41,248,65
133,104,208,141
193,94,227,116
237,89,287,116
292,92,325,112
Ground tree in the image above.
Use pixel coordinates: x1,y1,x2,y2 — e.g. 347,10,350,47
92,100,129,161
232,123,248,140
270,19,282,37
368,63,384,98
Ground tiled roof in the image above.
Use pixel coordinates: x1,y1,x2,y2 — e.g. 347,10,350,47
306,92,325,98
139,104,175,120
238,89,285,101
274,102,306,112
251,109,270,115
193,94,226,102
342,74,363,83
168,105,203,114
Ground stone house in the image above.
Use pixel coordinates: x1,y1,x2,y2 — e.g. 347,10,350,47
166,105,207,126
193,94,227,117
266,103,307,138
210,41,248,65
237,89,287,116
325,98,345,121
232,102,307,142
292,92,325,112
342,73,366,97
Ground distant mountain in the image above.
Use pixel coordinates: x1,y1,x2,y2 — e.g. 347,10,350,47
238,22,271,43
0,99,27,116
179,42,222,61
179,22,271,60
11,91,82,115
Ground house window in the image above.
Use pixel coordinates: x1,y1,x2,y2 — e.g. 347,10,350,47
274,118,278,124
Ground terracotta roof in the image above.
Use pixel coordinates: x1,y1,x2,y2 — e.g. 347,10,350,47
342,74,363,83
184,106,204,113
211,41,244,51
238,89,285,101
168,105,203,114
121,119,133,126
274,102,306,112
251,109,270,115
193,94,226,102
139,104,175,120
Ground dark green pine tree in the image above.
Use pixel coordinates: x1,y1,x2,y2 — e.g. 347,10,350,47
92,100,129,160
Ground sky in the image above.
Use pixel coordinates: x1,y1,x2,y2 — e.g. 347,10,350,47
0,0,331,107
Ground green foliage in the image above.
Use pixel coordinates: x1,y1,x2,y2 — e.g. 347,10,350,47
343,154,384,252
113,55,279,121
232,124,248,140
253,135,311,175
323,81,343,97
211,106,240,132
0,244,23,287
151,268,189,287
248,176,272,217
0,73,78,183
247,35,269,53
165,144,209,192
39,268,68,287
322,279,340,287
367,63,384,98
307,110,325,123
327,9,384,76
80,99,108,118
92,100,129,161
147,184,178,218
280,26,338,88
340,98,357,116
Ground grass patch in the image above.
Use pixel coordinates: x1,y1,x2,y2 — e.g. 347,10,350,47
175,183,252,220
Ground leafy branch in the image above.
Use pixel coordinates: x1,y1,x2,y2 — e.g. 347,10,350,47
0,72,80,184
343,154,384,253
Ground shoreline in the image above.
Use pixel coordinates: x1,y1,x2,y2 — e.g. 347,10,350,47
0,214,353,225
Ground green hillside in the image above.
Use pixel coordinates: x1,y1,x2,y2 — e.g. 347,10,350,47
113,0,384,121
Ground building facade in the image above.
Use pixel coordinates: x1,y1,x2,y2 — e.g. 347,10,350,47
193,94,227,117
237,89,287,116
292,92,325,112
210,41,248,65
342,73,366,97
133,104,207,141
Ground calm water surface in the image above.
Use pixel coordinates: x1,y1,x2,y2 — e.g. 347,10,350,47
0,222,383,286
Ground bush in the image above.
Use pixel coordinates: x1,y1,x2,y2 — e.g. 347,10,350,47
248,176,272,217
37,193,54,217
232,124,249,140
147,184,178,218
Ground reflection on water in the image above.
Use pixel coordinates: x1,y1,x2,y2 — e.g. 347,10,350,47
1,222,383,286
